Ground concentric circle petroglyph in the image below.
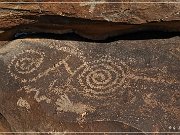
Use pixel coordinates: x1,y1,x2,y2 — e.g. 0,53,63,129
73,59,127,99
8,42,86,84
8,49,45,82
81,64,119,90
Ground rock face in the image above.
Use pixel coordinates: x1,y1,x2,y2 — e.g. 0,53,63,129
0,0,180,24
0,1,180,133
0,0,180,41
0,37,179,133
0,114,12,135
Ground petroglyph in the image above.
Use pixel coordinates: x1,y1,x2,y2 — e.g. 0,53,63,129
9,42,179,107
31,55,71,82
75,58,127,99
7,41,85,85
80,0,106,13
8,49,45,83
17,97,31,110
31,43,85,83
9,42,86,113
127,74,179,85
2,38,180,132
49,79,65,96
68,54,179,101
55,94,95,114
49,41,85,63
19,86,51,104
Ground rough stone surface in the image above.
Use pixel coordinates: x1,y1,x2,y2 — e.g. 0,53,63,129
0,37,179,133
0,114,12,134
0,0,180,40
0,0,180,24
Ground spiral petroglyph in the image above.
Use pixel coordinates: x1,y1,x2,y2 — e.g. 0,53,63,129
75,59,127,99
1,38,180,133
8,49,45,82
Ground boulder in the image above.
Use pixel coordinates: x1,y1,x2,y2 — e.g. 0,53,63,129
0,37,179,133
0,0,180,40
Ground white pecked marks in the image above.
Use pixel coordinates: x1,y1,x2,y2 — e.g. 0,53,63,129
55,94,95,114
17,97,31,110
8,49,45,83
75,58,127,99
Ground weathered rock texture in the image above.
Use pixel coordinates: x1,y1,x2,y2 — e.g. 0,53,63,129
0,0,180,41
1,0,180,23
0,37,179,133
0,114,12,135
0,0,180,134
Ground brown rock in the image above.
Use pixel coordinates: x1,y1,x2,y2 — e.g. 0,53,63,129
0,37,179,133
0,0,180,40
0,0,180,23
0,114,12,134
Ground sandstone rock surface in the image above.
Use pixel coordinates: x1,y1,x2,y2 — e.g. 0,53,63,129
0,0,180,24
0,37,179,133
0,0,180,134
0,0,180,40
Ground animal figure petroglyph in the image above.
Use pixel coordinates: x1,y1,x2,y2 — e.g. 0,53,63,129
1,38,179,132
56,94,95,114
8,42,179,106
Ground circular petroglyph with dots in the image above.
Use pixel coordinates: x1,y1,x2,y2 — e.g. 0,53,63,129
71,59,128,99
8,49,45,82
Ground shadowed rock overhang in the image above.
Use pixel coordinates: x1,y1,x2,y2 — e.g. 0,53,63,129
0,0,180,41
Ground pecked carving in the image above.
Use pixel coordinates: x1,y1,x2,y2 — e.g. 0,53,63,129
0,37,179,133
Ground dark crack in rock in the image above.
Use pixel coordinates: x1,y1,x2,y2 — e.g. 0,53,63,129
0,0,180,41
